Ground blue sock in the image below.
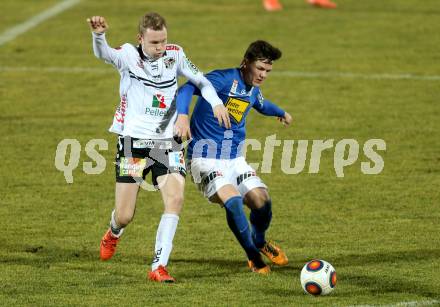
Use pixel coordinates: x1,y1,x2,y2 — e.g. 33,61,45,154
250,200,272,248
224,196,260,260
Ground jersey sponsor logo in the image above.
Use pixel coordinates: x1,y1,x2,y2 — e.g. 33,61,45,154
166,45,180,51
132,139,173,149
133,139,155,149
146,94,169,116
225,97,250,123
229,79,238,95
152,93,167,108
115,95,127,123
119,157,147,177
168,151,186,174
184,57,199,75
164,57,175,69
145,107,170,117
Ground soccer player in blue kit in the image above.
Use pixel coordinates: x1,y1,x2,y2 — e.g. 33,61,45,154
174,40,292,273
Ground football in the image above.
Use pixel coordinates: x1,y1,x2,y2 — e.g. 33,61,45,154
300,260,337,296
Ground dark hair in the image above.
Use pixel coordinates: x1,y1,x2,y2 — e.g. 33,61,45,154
139,12,167,34
243,40,282,63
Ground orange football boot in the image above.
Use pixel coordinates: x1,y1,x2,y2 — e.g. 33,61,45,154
148,265,176,283
260,241,288,266
248,260,271,274
308,0,337,9
263,0,283,11
100,229,120,261
248,253,271,274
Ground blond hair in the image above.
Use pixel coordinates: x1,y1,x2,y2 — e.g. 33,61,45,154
138,12,167,34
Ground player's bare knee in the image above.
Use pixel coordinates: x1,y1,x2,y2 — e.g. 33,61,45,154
259,188,270,204
164,194,184,213
208,194,223,205
245,188,270,209
116,211,134,227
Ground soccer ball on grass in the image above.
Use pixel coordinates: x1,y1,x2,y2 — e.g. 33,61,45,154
300,259,337,296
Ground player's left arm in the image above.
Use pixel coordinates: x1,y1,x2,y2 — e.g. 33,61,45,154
253,92,292,126
177,51,230,128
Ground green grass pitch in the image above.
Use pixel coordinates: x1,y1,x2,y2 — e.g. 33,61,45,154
0,0,439,306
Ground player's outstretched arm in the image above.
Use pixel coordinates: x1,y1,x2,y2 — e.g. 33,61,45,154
87,16,126,70
87,16,108,34
253,98,292,126
177,54,231,128
278,112,292,126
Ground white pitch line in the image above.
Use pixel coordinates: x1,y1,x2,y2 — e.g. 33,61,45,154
0,66,109,73
1,66,440,82
274,71,440,81
343,299,440,307
0,0,81,46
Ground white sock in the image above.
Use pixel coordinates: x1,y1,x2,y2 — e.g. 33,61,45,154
152,213,179,270
110,210,124,238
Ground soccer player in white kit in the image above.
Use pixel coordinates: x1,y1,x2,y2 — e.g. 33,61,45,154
87,13,230,283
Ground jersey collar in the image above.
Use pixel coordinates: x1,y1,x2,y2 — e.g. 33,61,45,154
137,45,167,62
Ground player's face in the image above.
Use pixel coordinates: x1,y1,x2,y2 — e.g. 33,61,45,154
242,60,273,86
138,27,168,60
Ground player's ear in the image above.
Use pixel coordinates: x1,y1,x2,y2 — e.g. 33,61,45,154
137,33,143,44
240,59,247,69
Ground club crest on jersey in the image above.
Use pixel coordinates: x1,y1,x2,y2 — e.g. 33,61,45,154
164,57,175,69
225,97,250,123
229,79,238,95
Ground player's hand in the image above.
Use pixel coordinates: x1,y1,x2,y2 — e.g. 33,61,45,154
174,114,192,140
87,16,108,34
278,112,292,126
213,104,231,129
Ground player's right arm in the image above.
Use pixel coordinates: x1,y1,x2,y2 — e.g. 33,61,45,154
87,16,126,70
174,82,198,139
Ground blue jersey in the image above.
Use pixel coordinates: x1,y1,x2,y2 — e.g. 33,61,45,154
177,68,285,160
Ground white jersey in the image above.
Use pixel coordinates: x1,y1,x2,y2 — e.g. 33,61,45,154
92,33,213,139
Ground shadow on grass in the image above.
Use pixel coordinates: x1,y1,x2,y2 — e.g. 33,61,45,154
1,242,146,267
3,243,440,297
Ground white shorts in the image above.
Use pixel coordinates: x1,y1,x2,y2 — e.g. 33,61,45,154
189,157,267,199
